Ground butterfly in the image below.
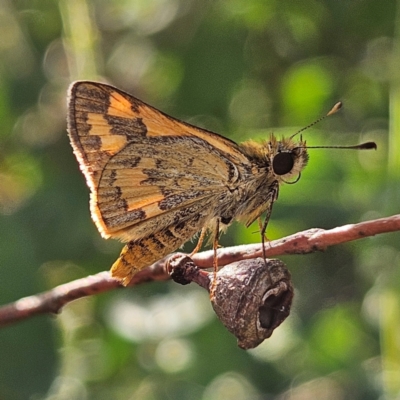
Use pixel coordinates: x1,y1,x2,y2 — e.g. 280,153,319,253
67,81,375,285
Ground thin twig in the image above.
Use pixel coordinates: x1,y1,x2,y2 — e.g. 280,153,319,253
0,214,399,328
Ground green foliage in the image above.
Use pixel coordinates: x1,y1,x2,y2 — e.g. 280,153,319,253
0,0,398,399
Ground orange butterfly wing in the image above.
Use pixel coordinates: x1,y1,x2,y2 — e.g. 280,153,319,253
67,81,251,243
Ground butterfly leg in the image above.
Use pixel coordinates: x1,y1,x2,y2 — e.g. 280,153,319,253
260,205,273,262
210,218,220,300
259,182,279,262
258,217,269,242
189,227,207,257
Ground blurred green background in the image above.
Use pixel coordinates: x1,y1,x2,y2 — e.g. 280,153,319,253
0,0,399,399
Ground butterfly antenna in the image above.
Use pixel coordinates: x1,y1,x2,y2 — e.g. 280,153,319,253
290,102,377,151
290,101,343,140
307,142,377,150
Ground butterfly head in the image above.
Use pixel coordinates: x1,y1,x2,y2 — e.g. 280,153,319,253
268,134,309,184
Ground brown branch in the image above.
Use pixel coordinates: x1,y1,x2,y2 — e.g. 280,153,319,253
0,214,399,328
194,213,400,267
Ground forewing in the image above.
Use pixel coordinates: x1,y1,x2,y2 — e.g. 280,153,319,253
67,81,250,242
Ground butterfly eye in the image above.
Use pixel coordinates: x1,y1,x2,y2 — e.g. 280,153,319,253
273,152,294,175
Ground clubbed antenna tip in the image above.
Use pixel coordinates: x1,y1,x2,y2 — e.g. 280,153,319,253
358,141,377,150
327,101,343,116
290,101,343,140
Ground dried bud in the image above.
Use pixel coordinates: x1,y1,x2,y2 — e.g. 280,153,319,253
210,258,293,349
167,255,294,350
